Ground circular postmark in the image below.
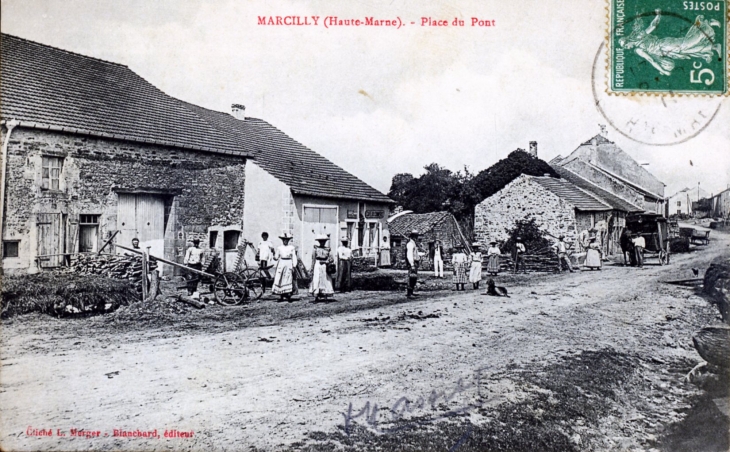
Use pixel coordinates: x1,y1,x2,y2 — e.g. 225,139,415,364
593,41,724,146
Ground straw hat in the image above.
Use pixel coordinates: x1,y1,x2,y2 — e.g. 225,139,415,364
472,242,481,247
489,240,497,245
315,234,329,242
279,232,293,240
409,229,420,237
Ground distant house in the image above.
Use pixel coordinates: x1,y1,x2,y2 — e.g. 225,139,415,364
474,174,615,250
387,211,469,270
666,187,709,217
550,131,666,215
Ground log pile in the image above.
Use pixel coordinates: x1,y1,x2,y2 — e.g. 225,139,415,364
494,251,560,273
71,253,158,294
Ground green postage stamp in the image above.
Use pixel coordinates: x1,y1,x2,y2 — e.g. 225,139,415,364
609,0,728,95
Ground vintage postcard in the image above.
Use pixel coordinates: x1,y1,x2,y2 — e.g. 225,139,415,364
1,1,729,451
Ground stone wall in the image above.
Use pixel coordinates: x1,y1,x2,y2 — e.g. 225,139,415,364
474,174,578,247
561,159,645,208
1,127,246,273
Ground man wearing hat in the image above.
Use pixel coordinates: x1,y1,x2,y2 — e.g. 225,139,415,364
336,238,353,292
556,235,575,273
512,236,526,274
183,238,204,297
406,230,421,297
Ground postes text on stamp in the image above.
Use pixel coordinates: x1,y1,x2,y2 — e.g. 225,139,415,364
609,0,727,95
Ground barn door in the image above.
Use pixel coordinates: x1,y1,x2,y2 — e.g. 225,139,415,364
116,193,165,259
136,194,165,259
302,206,338,270
37,213,62,267
117,194,138,249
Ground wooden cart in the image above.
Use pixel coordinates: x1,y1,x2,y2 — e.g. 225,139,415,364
626,213,670,266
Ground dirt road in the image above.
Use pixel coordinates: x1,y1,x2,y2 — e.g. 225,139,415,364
1,233,729,451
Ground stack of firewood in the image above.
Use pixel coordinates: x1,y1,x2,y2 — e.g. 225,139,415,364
491,251,559,273
71,253,157,293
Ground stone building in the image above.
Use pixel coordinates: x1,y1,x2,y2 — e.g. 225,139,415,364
387,211,470,270
710,188,730,219
0,34,393,274
474,174,614,248
550,131,666,215
0,34,250,274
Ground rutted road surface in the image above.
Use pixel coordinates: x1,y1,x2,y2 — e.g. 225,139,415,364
1,232,729,451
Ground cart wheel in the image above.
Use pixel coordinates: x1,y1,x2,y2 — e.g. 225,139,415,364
241,269,265,300
214,272,247,306
659,250,669,266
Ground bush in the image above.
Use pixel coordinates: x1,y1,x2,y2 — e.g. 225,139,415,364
501,217,552,255
1,272,138,319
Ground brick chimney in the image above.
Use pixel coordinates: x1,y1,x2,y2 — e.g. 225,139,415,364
231,104,246,120
529,141,537,157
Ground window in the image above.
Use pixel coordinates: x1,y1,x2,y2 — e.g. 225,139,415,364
223,230,240,250
209,231,219,249
79,214,100,224
677,201,681,207
3,241,19,258
41,156,63,190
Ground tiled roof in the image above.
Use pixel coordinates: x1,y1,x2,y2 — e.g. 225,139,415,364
1,33,391,203
388,211,453,237
581,134,614,146
183,103,393,203
531,176,612,211
551,165,644,212
1,33,248,156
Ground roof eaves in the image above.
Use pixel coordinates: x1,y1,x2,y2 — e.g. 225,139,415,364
8,119,251,157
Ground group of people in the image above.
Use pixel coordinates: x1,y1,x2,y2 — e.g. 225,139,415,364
405,231,529,294
620,229,647,268
260,232,354,301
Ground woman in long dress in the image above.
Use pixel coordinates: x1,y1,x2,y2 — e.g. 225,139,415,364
309,235,335,301
585,237,603,270
469,242,483,289
451,244,468,291
486,241,501,276
379,236,391,267
272,232,298,301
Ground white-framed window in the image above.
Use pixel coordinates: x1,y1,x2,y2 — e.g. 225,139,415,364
41,156,63,190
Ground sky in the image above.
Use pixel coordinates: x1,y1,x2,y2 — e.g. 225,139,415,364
2,0,729,197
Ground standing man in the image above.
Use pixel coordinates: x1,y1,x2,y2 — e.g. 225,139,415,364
632,232,646,268
257,232,275,279
556,235,575,273
512,236,526,274
183,238,204,298
406,230,421,297
432,240,444,278
336,238,352,292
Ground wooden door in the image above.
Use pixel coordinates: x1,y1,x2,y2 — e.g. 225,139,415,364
135,194,165,259
79,225,98,252
37,213,62,267
302,206,337,270
116,194,165,258
117,194,138,249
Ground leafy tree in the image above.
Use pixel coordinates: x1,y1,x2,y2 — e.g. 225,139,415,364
501,217,551,255
386,150,560,238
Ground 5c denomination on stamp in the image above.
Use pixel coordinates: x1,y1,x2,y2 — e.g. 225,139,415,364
609,0,728,95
